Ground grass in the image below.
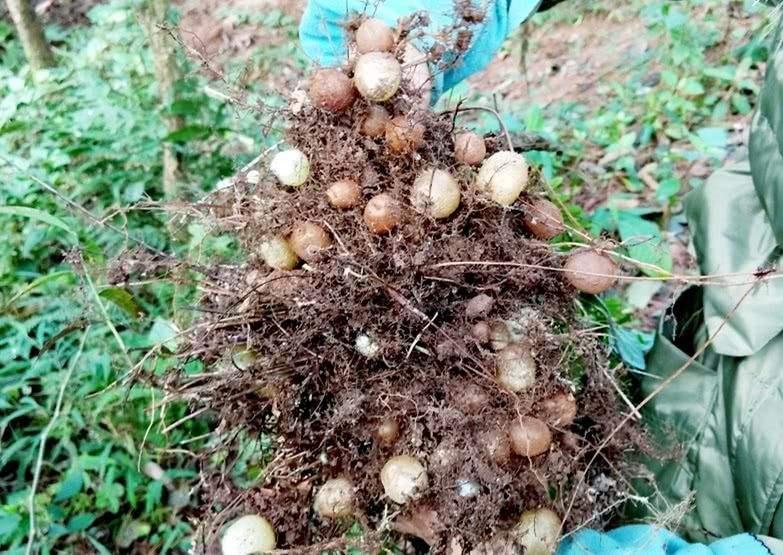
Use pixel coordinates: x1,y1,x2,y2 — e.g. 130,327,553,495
0,0,773,552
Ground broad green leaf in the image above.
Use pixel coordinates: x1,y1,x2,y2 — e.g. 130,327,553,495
0,205,74,236
610,326,655,370
656,177,681,202
679,78,705,96
99,287,141,319
617,212,672,277
54,466,84,502
116,519,151,548
703,65,736,81
731,92,752,115
0,512,21,536
148,318,179,351
67,513,96,532
625,280,663,310
165,125,211,143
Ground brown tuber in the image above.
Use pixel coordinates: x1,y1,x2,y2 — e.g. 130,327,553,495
385,116,425,154
289,222,332,262
376,417,400,445
356,18,395,54
480,428,511,465
259,236,299,271
516,508,562,555
364,193,402,234
563,250,618,294
476,151,529,206
381,455,428,504
308,68,356,112
361,105,390,138
470,321,492,344
509,416,552,457
540,392,577,427
326,179,361,209
454,131,487,166
524,199,565,240
454,382,490,414
465,294,495,319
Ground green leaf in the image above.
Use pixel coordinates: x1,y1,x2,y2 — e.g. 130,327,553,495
625,280,663,310
165,125,211,143
610,326,655,370
116,519,151,548
703,65,736,82
54,466,84,502
731,93,752,115
0,205,75,236
148,318,179,351
678,78,705,96
0,512,21,536
617,212,672,277
67,513,96,532
99,287,141,319
656,177,681,202
3,270,73,308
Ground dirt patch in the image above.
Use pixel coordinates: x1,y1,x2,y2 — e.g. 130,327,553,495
471,10,651,107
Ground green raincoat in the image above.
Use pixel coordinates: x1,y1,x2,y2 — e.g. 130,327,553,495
641,19,783,543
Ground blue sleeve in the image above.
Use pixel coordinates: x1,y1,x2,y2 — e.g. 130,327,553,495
299,0,541,103
557,525,772,555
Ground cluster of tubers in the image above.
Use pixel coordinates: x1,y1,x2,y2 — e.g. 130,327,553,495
218,16,624,555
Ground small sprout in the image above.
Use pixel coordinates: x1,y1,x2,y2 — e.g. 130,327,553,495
381,455,428,504
220,514,276,555
270,148,310,187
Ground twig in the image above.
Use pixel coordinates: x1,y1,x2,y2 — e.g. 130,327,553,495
26,328,89,555
442,105,514,151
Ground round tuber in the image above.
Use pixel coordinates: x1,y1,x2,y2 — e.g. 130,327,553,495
476,151,529,206
354,52,401,102
326,179,361,209
496,344,537,392
364,193,402,233
454,131,486,166
509,416,552,457
411,168,461,219
289,222,331,262
465,294,495,319
454,383,489,414
381,455,428,504
270,148,310,187
313,477,354,518
385,116,425,155
524,199,565,240
308,68,356,112
356,18,395,53
220,514,276,555
540,392,577,427
480,428,511,465
471,321,492,344
516,508,562,555
361,105,390,138
260,236,299,271
563,250,618,294
376,417,400,445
